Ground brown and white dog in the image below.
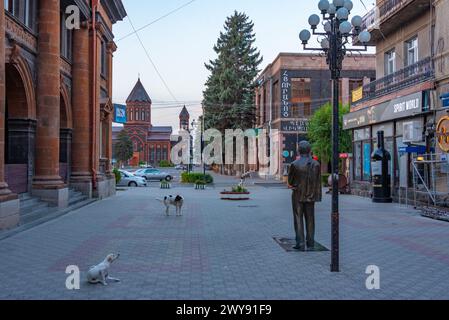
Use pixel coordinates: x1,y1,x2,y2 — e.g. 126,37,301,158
158,195,184,216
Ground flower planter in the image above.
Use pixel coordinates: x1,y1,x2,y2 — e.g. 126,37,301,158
220,191,250,201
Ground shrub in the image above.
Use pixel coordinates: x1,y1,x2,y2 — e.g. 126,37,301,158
159,160,174,168
181,172,214,184
195,180,207,186
113,168,122,184
232,185,248,193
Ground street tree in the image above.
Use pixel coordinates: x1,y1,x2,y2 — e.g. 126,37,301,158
114,129,133,167
203,11,263,132
308,103,352,171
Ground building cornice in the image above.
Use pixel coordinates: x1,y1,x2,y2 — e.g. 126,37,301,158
100,0,127,24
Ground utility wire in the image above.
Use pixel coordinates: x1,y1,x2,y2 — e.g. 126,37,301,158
126,14,179,103
117,0,197,42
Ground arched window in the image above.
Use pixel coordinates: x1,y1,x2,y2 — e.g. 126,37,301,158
141,111,145,121
135,111,139,121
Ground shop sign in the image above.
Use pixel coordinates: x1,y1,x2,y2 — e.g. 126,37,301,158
352,86,363,103
343,92,424,130
398,146,427,154
437,116,449,152
280,70,292,118
281,120,309,133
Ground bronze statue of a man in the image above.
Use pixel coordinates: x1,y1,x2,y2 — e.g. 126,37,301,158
288,141,322,251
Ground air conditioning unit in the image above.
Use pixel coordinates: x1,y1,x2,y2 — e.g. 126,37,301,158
403,121,424,143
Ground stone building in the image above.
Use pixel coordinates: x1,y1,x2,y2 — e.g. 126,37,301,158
113,78,173,167
255,53,376,178
0,0,126,230
343,0,449,201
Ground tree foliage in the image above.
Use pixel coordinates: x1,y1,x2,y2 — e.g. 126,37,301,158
308,103,352,165
114,130,133,165
203,11,263,131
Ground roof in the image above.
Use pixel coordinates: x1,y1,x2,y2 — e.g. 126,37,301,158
180,106,190,118
147,134,172,142
126,78,152,103
150,126,173,133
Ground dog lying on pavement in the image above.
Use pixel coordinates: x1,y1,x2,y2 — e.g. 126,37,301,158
87,253,121,286
158,195,184,216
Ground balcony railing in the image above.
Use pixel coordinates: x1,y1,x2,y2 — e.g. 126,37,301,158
378,0,405,18
355,57,434,104
361,0,431,31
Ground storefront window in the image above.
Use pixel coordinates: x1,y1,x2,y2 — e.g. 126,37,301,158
353,127,371,181
354,142,362,181
363,142,371,181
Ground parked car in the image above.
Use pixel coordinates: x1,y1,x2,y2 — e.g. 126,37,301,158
175,164,187,171
117,170,147,187
134,168,173,182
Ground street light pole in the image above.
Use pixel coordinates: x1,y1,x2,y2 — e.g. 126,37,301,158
299,0,373,272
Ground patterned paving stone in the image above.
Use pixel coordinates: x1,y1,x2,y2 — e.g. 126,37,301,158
0,184,448,300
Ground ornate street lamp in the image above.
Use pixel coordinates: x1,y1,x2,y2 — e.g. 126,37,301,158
299,0,372,272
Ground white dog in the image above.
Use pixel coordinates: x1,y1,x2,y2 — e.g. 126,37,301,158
158,195,184,216
87,253,121,286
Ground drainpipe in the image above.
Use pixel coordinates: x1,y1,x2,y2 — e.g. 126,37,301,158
91,0,98,189
268,75,273,180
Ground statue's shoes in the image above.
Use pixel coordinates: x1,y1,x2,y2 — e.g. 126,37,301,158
293,245,306,252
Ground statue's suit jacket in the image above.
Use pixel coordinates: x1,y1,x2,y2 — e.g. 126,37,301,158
288,156,322,203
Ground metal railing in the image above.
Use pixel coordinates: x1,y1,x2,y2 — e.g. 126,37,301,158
361,0,429,31
355,57,434,104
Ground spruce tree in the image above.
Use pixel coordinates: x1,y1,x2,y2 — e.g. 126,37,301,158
203,11,262,131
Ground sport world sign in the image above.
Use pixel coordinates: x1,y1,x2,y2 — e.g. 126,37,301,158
343,92,424,130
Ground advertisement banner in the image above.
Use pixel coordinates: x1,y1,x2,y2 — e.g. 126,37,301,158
113,104,127,124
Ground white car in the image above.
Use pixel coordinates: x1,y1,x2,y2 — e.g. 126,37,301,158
117,170,147,187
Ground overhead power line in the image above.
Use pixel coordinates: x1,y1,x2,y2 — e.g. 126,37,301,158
117,0,197,42
126,14,179,103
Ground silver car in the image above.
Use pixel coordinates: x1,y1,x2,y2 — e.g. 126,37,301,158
134,168,173,182
117,170,147,187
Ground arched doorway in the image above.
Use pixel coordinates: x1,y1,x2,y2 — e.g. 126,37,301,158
59,88,73,184
4,62,36,194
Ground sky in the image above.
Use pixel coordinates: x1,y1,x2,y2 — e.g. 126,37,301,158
112,0,375,131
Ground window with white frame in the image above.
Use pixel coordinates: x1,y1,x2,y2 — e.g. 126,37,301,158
405,37,418,66
385,49,396,75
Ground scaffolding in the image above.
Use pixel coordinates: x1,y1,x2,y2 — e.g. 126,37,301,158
406,153,449,208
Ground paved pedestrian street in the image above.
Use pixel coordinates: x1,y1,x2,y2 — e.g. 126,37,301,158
0,181,448,300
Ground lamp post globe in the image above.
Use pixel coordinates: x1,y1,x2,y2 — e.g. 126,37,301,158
336,7,349,20
308,14,321,28
318,0,330,13
339,21,352,35
328,4,337,15
333,0,345,8
321,38,330,49
299,29,311,44
359,30,371,43
351,15,363,29
343,0,353,11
